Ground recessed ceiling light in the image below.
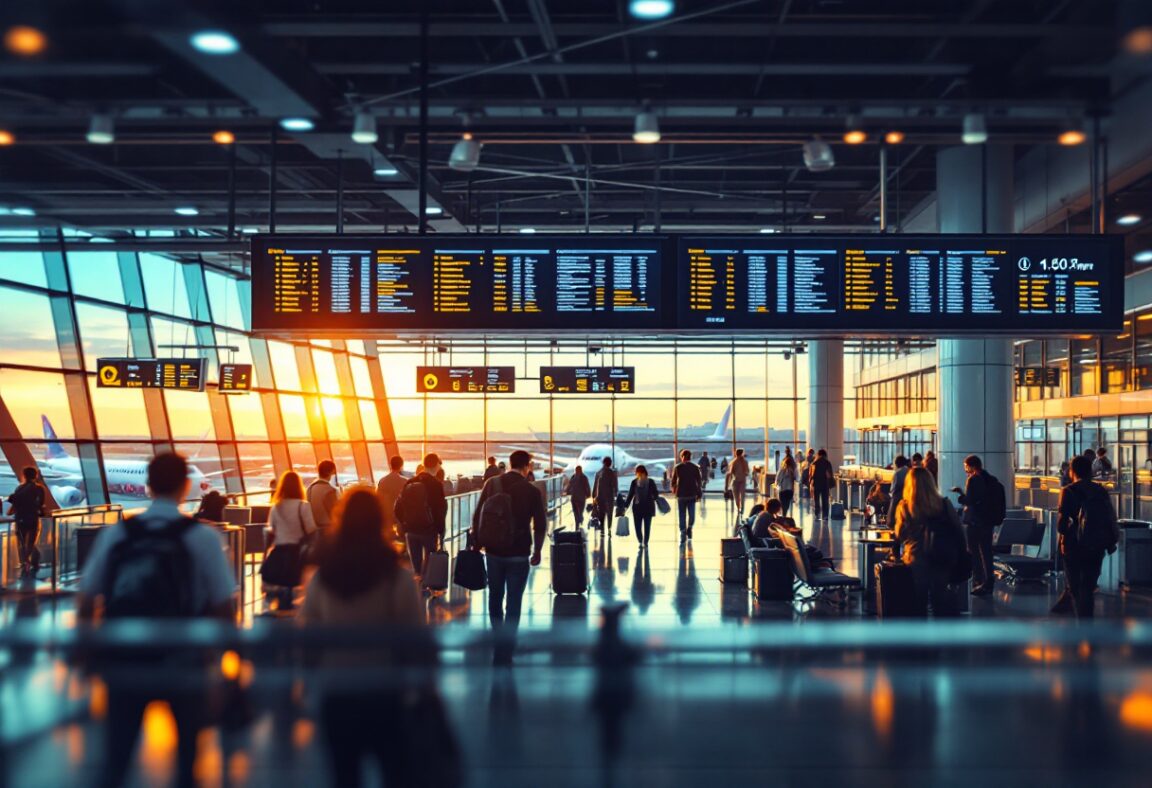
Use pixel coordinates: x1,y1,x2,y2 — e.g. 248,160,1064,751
212,129,235,145
885,130,905,145
759,228,777,234
1135,250,1152,264
4,25,47,56
962,113,988,145
813,214,827,220
241,227,260,234
351,112,378,144
87,114,114,144
190,30,240,55
174,206,199,216
629,0,675,20
633,110,660,144
279,117,314,132
1117,213,1142,226
425,206,443,215
374,166,399,177
519,227,537,234
1058,128,1086,146
11,207,36,216
0,129,14,146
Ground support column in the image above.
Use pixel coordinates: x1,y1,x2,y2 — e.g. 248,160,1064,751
936,145,1015,497
808,340,844,467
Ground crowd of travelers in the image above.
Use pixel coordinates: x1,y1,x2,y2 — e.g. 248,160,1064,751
0,437,1118,786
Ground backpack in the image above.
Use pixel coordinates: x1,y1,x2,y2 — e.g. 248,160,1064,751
395,478,435,535
982,472,1007,527
476,477,519,553
104,516,198,618
1076,482,1120,553
922,503,963,568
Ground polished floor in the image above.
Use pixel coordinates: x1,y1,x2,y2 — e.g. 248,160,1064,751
2,493,1152,787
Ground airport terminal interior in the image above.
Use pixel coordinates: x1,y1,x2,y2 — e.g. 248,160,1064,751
3,1,1152,786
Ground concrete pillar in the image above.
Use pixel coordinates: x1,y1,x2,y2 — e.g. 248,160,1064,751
936,145,1015,497
808,339,844,467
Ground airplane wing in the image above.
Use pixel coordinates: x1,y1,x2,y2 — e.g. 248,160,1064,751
497,444,581,468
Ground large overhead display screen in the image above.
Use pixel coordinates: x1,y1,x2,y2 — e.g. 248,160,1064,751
252,235,666,331
678,235,1123,332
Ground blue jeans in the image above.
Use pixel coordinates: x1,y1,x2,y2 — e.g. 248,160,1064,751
406,534,437,576
677,498,696,536
485,555,531,631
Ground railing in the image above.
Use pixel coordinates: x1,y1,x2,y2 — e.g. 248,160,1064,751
3,503,123,591
443,473,567,549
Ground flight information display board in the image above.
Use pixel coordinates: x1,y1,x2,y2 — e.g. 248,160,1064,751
540,366,635,394
416,366,515,394
678,235,1124,333
252,235,667,332
96,358,206,391
218,363,253,392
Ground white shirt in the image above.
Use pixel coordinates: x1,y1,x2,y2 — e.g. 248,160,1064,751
269,499,316,545
78,498,235,612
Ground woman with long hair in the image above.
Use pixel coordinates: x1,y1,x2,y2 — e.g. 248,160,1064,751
260,470,316,610
892,467,966,617
776,454,798,516
623,465,660,549
301,489,456,787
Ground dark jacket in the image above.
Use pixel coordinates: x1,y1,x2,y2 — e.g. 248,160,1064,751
957,471,989,528
893,499,962,566
624,477,659,518
809,457,835,491
671,461,703,499
593,467,618,504
1057,478,1108,552
483,464,501,480
472,471,547,558
565,472,591,501
7,481,45,525
407,471,448,538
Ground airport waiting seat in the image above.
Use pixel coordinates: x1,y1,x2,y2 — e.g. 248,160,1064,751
773,527,860,606
993,513,1052,583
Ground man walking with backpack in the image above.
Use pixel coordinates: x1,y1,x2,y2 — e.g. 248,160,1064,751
1055,454,1119,619
76,452,235,788
471,450,547,666
592,457,618,531
952,454,1006,597
394,452,447,578
6,466,46,578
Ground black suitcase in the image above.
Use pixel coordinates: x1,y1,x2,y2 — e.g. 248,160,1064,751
875,561,920,619
551,530,588,594
721,537,745,559
752,548,793,601
720,556,748,584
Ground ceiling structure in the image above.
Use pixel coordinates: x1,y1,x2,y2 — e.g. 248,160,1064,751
0,0,1149,248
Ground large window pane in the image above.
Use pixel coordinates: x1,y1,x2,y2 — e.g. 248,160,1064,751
550,398,610,443
359,400,383,441
164,390,215,440
322,397,351,441
227,392,267,439
205,270,245,329
268,341,301,392
0,250,46,287
88,378,150,438
388,398,424,441
75,303,130,372
349,356,374,397
140,253,191,317
312,350,341,396
279,394,310,440
0,287,62,368
0,369,74,439
68,252,123,302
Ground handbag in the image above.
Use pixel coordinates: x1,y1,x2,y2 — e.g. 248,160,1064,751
616,515,630,537
453,534,488,591
656,496,670,515
296,501,319,565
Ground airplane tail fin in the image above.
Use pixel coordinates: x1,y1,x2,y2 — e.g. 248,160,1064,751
708,404,732,441
42,415,68,460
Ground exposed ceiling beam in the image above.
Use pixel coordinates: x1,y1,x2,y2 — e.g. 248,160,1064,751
318,62,975,77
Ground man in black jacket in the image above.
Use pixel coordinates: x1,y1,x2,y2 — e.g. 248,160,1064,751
472,450,547,666
6,466,45,577
671,450,703,544
396,452,448,577
809,449,835,521
953,454,993,596
1055,454,1115,619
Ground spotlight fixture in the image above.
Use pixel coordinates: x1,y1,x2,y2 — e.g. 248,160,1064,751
4,25,47,56
759,228,777,234
1117,214,1143,226
212,130,235,145
174,206,199,216
448,132,481,171
812,214,827,220
11,207,36,217
802,137,835,172
87,114,115,144
629,0,675,20
842,115,866,145
1058,120,1086,146
1134,250,1152,264
633,109,660,143
962,113,988,144
190,30,240,55
519,227,537,234
374,166,399,177
351,112,378,144
0,129,14,146
279,117,314,132
884,130,905,145
425,206,443,215
241,227,260,234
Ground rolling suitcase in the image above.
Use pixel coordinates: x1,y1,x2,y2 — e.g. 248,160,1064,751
721,537,745,559
830,502,846,520
875,561,919,618
422,549,450,591
551,529,588,594
752,548,793,601
720,556,748,584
